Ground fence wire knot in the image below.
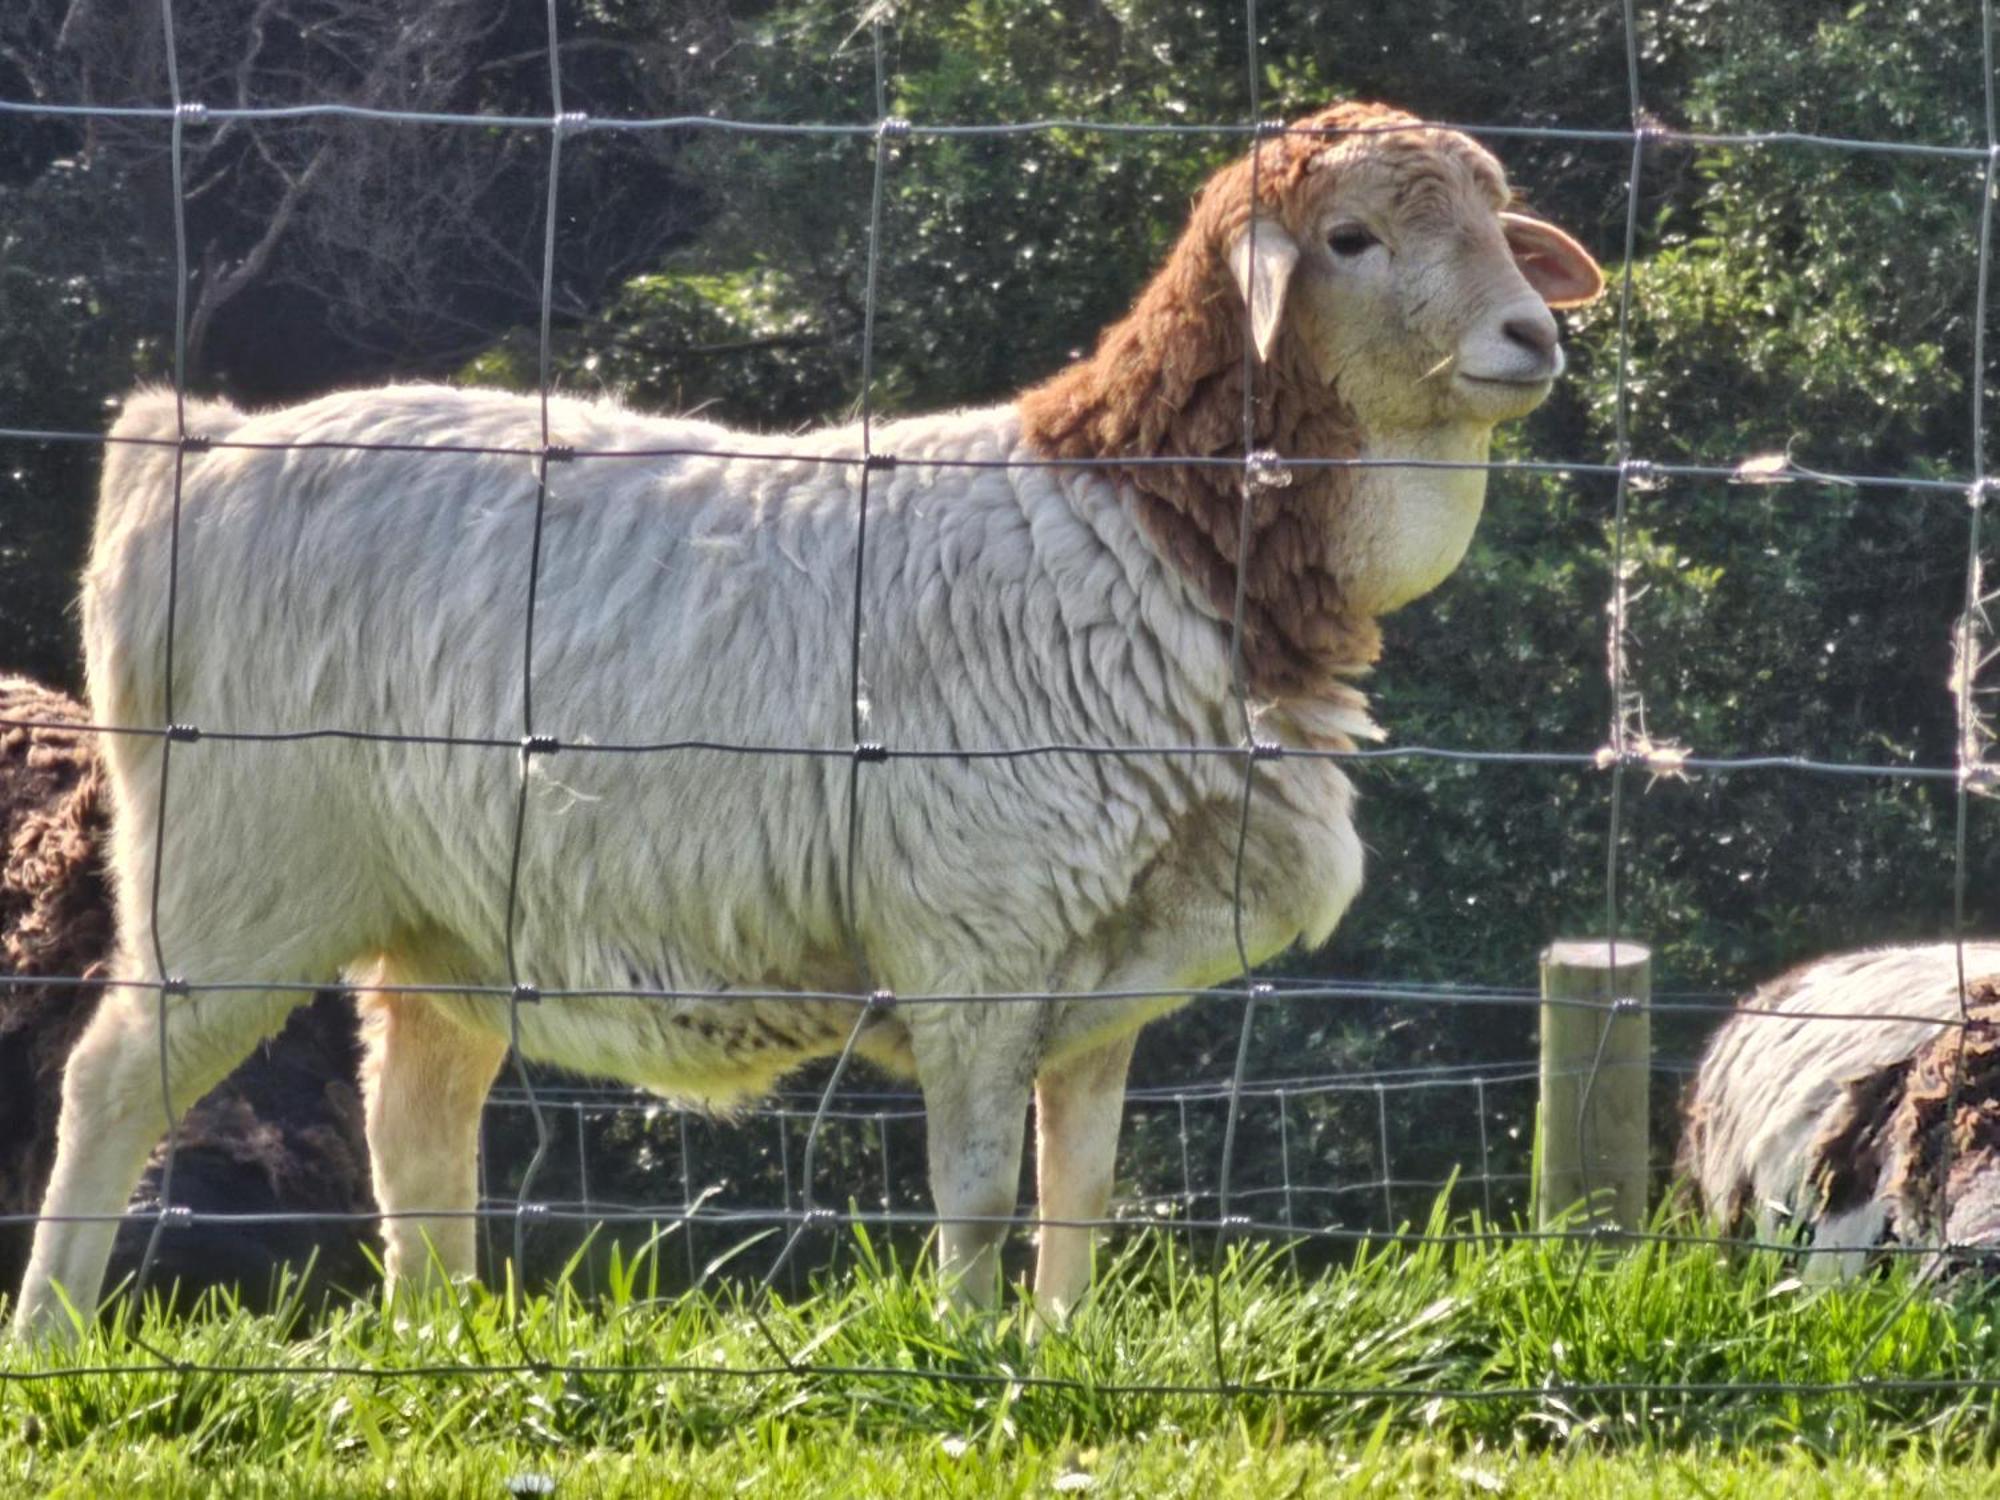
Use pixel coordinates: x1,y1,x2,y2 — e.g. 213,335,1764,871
1592,737,1691,781
1971,477,2000,508
164,722,202,743
542,444,575,465
1960,763,2000,796
156,1204,194,1232
1244,449,1293,491
159,976,190,998
1248,739,1284,762
173,101,209,125
877,116,912,140
512,982,542,1006
177,434,211,454
554,111,589,135
863,453,899,473
521,734,560,757
866,988,896,1011
853,742,888,763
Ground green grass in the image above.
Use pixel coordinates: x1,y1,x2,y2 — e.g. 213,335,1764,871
7,1203,2000,1495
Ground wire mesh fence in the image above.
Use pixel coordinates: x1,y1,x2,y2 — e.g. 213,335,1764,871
1,0,1999,1419
468,1051,1690,1291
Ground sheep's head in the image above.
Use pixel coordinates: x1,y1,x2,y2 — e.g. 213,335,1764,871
1018,101,1604,705
1219,103,1602,433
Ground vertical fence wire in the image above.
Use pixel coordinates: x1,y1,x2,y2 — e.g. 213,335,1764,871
1373,1082,1394,1231
1474,1077,1495,1224
1208,0,1271,1396
130,0,197,1327
488,0,576,1350
1559,0,1654,1229
1275,1087,1295,1237
753,18,897,1332
678,1112,699,1288
1933,0,1999,1296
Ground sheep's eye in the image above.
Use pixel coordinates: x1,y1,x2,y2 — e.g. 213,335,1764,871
1327,225,1378,258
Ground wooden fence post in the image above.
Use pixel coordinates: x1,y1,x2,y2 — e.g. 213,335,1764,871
1535,938,1651,1230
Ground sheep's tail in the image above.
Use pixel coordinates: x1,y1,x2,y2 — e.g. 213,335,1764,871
85,386,250,737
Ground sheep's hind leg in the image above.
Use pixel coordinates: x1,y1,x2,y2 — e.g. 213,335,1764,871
13,979,303,1342
912,1023,1035,1310
357,981,507,1301
1033,1029,1139,1323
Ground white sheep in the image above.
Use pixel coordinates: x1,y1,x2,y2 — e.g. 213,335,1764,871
1681,942,2000,1276
14,100,1601,1339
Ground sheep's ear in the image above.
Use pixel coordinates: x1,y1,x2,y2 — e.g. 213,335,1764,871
1227,218,1301,363
1501,212,1604,309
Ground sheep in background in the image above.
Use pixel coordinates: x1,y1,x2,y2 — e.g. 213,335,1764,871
1680,942,2000,1277
16,100,1601,1339
0,677,374,1312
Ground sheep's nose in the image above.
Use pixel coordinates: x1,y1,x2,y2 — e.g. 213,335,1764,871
1503,311,1558,358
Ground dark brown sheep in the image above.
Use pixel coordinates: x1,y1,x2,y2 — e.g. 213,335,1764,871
1,675,376,1312
1679,942,2000,1276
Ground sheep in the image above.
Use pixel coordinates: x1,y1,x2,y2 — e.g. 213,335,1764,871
13,100,1602,1339
1679,943,2000,1277
0,677,375,1312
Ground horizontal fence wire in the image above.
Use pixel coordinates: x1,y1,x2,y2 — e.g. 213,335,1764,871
0,969,1973,1031
0,0,1994,1421
0,92,1993,162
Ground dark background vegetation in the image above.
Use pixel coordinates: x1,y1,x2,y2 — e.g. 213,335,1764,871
4,0,1998,1279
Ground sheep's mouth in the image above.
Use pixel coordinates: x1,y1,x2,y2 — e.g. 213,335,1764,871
1448,369,1558,421
1451,370,1560,416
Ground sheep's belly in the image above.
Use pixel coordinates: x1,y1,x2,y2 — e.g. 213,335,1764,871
503,992,904,1111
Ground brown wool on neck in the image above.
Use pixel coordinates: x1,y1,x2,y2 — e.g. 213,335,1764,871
1018,103,1423,710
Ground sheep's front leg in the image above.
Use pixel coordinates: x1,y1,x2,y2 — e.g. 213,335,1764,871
914,1027,1033,1309
358,993,508,1298
1033,1030,1138,1322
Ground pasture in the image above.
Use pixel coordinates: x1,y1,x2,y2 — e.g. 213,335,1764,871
9,1221,2000,1496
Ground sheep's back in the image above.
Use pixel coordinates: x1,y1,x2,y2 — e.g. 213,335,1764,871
80,385,1334,1008
1681,941,2000,1263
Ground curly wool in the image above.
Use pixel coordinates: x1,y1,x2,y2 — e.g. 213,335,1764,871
1678,942,2000,1274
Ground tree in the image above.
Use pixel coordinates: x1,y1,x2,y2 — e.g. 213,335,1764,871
2,0,725,392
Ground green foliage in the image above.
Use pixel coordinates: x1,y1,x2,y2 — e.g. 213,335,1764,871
0,160,161,688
